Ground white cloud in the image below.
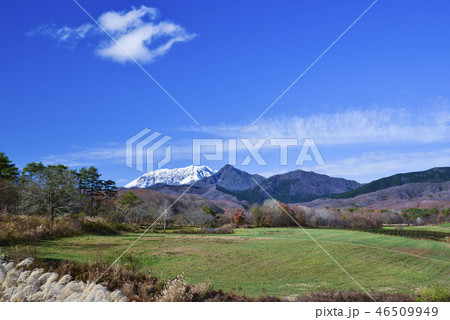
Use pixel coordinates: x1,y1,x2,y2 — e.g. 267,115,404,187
97,21,195,63
98,5,157,33
42,147,125,167
56,23,94,41
41,101,450,182
312,149,450,183
250,148,450,183
29,5,195,64
193,106,450,145
28,23,94,44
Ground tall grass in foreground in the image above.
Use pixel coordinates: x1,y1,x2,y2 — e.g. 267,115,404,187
0,256,127,302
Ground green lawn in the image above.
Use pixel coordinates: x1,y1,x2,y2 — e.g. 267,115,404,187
35,228,449,298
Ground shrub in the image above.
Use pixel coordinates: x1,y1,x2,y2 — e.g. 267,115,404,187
441,208,450,216
250,206,262,226
157,275,193,302
417,285,450,302
0,214,135,245
258,199,293,227
250,202,381,229
216,224,234,234
367,229,447,241
232,208,246,225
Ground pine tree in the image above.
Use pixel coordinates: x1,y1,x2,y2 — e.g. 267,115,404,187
102,179,118,199
21,162,45,182
0,152,20,181
76,166,117,215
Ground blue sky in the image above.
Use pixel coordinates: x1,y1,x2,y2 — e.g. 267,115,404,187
0,0,449,185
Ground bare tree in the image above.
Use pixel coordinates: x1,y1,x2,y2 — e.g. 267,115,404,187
176,210,214,227
20,167,83,219
160,198,175,232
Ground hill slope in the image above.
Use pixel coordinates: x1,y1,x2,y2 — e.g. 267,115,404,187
332,167,450,199
299,181,450,210
221,169,361,204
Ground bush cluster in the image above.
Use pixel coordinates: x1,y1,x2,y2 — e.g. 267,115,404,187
246,200,382,229
417,286,450,302
0,214,135,245
367,229,448,241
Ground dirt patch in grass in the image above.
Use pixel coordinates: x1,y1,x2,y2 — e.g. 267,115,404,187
161,247,205,256
285,283,319,289
138,235,249,243
260,230,299,235
162,235,250,244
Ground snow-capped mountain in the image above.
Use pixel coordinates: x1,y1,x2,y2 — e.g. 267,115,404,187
125,165,216,188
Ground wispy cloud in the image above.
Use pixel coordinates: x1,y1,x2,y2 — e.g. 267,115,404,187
312,149,450,183
193,105,450,145
41,142,195,168
29,5,196,64
41,101,450,182
42,146,125,167
27,23,94,47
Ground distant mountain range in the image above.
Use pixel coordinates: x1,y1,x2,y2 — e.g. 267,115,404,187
125,165,450,205
331,167,450,199
299,181,450,210
125,165,216,188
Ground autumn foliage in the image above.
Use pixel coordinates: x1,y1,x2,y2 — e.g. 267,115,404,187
231,208,246,225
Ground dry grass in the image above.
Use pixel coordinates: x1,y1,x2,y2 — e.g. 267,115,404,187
0,214,136,245
0,256,127,302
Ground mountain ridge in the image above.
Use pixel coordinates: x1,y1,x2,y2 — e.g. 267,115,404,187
298,181,450,210
194,164,266,191
331,167,450,199
124,165,450,205
218,169,362,204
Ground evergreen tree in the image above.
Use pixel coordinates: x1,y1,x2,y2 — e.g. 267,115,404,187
0,152,20,181
102,179,118,199
0,152,20,211
21,162,45,182
76,166,117,215
202,205,217,217
118,191,143,208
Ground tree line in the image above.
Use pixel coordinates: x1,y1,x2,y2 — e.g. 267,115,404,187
0,151,223,228
0,151,117,219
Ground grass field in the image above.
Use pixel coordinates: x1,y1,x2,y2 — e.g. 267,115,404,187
34,228,449,298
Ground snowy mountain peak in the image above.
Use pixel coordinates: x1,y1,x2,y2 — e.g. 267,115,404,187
125,165,216,188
